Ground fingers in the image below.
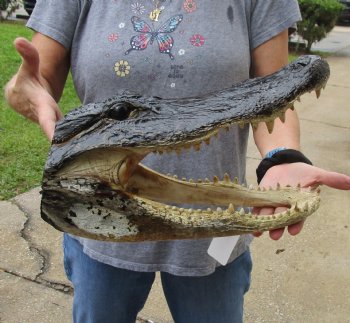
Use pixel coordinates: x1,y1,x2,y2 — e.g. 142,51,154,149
252,206,285,239
268,206,286,240
14,37,40,77
318,170,350,190
287,220,304,236
253,206,303,240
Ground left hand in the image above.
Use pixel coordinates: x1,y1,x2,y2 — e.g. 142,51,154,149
253,162,350,240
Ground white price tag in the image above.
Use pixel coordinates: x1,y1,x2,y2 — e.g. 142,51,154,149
207,236,239,265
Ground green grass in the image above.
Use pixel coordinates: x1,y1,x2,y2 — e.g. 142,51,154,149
0,22,80,200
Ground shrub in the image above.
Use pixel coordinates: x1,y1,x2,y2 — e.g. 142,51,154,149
297,0,344,52
0,0,21,21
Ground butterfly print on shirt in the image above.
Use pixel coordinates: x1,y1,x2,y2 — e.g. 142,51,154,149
125,15,183,60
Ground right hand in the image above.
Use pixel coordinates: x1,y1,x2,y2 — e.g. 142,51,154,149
4,37,62,141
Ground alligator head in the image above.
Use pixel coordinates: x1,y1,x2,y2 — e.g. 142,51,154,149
41,55,330,241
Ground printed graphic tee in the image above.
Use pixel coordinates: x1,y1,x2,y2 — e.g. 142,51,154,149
28,0,301,276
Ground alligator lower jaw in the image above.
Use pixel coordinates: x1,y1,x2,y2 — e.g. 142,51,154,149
49,131,321,241
49,159,321,241
122,162,321,228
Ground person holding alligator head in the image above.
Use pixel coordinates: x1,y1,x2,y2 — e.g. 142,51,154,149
5,0,350,322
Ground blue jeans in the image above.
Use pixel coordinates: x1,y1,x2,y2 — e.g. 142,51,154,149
63,233,252,323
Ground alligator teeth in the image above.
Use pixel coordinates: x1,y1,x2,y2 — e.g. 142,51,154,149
238,122,245,129
224,173,230,183
315,89,321,98
216,207,223,214
296,96,301,102
207,208,212,213
228,203,235,213
249,184,254,190
233,177,239,184
239,208,245,216
205,178,210,183
194,143,201,151
251,121,259,131
204,138,211,145
279,112,286,123
182,177,187,181
266,120,275,134
290,104,295,111
213,176,219,184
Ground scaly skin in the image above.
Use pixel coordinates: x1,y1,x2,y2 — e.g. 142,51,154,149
41,55,329,241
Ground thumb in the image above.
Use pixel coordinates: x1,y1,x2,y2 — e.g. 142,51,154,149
14,37,40,77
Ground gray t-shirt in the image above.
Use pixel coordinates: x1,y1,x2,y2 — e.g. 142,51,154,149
28,0,301,276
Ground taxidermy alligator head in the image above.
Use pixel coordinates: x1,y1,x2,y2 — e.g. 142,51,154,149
41,55,330,241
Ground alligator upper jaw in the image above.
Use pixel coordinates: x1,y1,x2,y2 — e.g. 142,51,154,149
48,55,330,173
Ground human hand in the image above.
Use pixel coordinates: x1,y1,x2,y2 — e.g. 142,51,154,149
253,162,350,240
4,37,62,141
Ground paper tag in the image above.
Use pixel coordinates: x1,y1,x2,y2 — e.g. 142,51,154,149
207,236,239,265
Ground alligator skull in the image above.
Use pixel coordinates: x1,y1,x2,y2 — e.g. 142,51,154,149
41,55,330,241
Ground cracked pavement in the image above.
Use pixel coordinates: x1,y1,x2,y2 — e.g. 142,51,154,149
1,54,349,322
0,191,73,323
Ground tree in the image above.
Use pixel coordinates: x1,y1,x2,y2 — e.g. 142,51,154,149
0,0,21,22
297,0,344,52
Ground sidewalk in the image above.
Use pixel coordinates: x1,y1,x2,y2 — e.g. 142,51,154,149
1,60,350,323
312,26,350,56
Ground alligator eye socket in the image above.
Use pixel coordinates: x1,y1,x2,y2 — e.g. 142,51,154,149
106,102,135,121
